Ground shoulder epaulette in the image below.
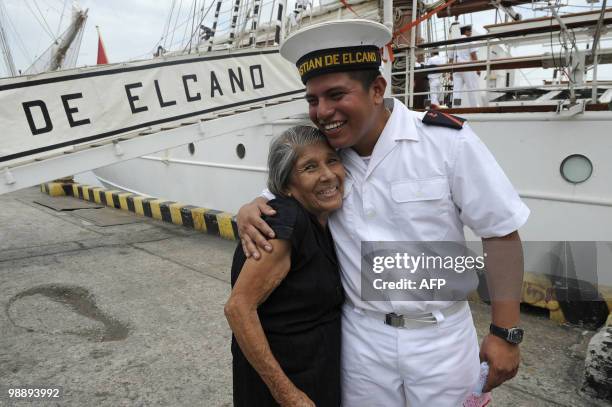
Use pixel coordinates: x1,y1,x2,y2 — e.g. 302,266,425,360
422,110,466,130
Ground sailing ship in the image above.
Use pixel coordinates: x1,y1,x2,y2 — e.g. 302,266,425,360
1,0,611,327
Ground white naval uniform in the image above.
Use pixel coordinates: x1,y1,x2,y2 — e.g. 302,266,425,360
425,54,446,105
326,98,529,406
451,37,481,107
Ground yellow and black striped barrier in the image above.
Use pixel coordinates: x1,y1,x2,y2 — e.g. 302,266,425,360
40,181,611,327
41,182,239,241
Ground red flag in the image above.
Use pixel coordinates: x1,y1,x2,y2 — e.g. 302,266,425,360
96,26,109,64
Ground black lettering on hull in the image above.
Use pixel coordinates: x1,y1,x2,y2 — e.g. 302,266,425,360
125,82,148,114
228,68,244,93
154,80,177,108
23,100,53,135
61,93,91,127
250,65,264,89
182,74,201,102
210,72,223,97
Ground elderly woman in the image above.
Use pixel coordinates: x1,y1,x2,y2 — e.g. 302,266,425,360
225,126,345,407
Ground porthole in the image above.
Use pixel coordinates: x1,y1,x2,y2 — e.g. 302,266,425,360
560,154,593,184
188,143,195,155
236,143,246,159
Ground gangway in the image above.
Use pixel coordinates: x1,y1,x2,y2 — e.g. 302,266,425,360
0,48,306,195
0,96,306,195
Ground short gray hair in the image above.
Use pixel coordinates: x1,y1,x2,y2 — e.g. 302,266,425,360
267,126,329,196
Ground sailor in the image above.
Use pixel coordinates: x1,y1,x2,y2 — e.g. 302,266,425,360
425,50,446,106
290,0,311,26
199,25,213,41
237,19,528,406
295,0,311,13
450,24,481,107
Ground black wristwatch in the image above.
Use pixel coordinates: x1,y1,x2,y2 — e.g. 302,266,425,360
489,324,524,345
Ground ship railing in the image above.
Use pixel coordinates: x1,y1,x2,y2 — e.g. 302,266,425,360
202,0,380,51
393,27,612,110
400,82,612,96
393,4,612,108
394,85,612,106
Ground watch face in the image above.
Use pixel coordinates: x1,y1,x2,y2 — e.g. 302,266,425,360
508,328,524,344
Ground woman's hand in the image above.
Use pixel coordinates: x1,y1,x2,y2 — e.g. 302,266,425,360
226,239,303,406
237,197,277,259
277,387,316,407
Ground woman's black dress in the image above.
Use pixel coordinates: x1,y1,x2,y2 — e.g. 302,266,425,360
230,196,344,407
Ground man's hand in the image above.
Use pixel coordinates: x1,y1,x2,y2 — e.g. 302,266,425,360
480,231,522,392
479,334,520,392
236,197,276,259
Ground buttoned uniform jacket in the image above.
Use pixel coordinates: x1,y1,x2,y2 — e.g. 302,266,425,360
425,54,446,80
450,35,479,63
327,98,530,315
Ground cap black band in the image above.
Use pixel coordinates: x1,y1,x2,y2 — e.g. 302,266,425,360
296,45,381,84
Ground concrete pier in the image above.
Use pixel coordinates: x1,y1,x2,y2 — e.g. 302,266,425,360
1,187,609,406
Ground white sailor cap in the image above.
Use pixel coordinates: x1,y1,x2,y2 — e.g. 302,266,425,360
280,19,391,84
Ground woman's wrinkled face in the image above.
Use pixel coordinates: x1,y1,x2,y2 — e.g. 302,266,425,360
286,141,345,222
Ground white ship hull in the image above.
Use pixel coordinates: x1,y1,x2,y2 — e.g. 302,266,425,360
94,111,612,233
93,110,612,306
1,0,606,323
94,117,309,214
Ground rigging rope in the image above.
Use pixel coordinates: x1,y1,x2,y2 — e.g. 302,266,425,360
56,0,68,38
162,0,212,51
187,0,197,51
32,0,58,41
591,0,608,59
184,0,217,51
24,0,56,42
1,2,32,64
162,0,176,49
169,0,185,49
181,0,194,48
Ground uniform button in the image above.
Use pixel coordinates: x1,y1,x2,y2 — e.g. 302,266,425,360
365,209,375,218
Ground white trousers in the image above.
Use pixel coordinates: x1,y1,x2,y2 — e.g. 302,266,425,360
428,77,443,105
341,302,480,406
452,71,480,107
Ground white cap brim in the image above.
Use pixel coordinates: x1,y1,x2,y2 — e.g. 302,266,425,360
280,19,392,64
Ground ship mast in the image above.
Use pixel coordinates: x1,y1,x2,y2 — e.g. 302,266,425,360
0,0,17,76
22,2,88,75
49,6,88,71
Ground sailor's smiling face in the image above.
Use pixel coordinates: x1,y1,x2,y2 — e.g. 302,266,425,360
305,72,387,156
285,141,345,224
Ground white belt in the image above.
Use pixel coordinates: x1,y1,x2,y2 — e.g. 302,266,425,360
344,300,467,329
